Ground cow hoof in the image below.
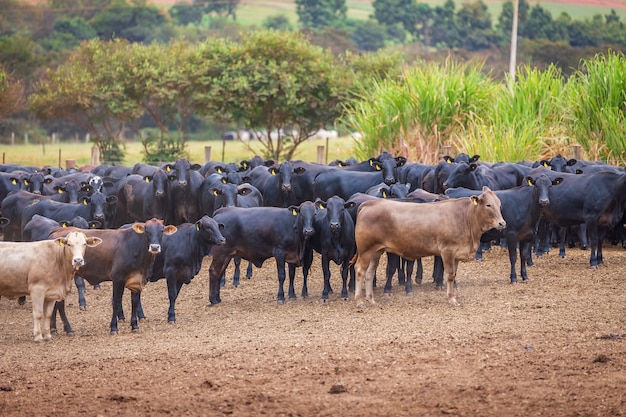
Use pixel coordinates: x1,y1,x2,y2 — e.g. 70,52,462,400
448,299,459,306
384,293,392,297
436,285,444,290
110,330,118,336
139,318,146,323
277,299,284,305
341,297,349,301
66,331,75,336
406,291,413,295
34,338,43,344
132,328,141,333
168,320,176,325
79,306,86,311
415,279,422,285
356,302,365,309
50,329,58,335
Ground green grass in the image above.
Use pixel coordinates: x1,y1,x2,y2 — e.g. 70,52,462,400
234,0,626,26
0,137,357,168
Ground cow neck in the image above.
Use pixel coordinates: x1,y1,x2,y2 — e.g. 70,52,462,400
465,198,486,250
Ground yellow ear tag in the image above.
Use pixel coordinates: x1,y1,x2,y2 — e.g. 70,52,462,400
543,162,549,167
213,189,218,196
23,180,29,185
473,198,478,206
375,164,381,171
221,178,227,184
145,177,150,183
83,199,88,205
382,190,387,198
58,188,64,194
196,223,200,231
527,179,533,186
292,209,298,216
338,162,343,167
446,159,451,164
217,167,223,174
59,240,65,247
11,179,16,185
166,166,172,172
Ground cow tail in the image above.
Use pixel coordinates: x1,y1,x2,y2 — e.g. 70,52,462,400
350,253,358,266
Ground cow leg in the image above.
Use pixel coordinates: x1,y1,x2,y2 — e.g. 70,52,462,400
288,264,298,300
404,260,413,295
75,276,87,310
110,280,126,335
30,288,45,343
136,291,146,321
302,248,313,298
597,228,606,265
558,227,568,258
209,255,233,305
506,236,518,283
578,223,589,250
232,256,242,287
274,251,287,304
166,277,184,323
442,256,460,306
414,258,423,284
340,260,350,300
433,256,445,289
41,299,56,341
321,254,333,301
519,240,531,282
52,300,75,335
130,291,141,332
18,296,26,305
246,262,253,279
384,253,399,295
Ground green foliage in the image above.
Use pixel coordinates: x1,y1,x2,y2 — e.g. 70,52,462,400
351,19,387,51
565,50,626,163
456,65,567,162
344,59,494,163
89,0,172,43
0,65,25,120
296,0,347,29
141,130,188,164
262,14,293,31
169,3,204,26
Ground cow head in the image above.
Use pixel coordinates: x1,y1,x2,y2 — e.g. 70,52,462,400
470,187,506,232
85,191,117,228
290,201,316,240
315,196,355,235
55,231,102,270
132,218,177,254
270,162,306,194
164,158,201,190
195,215,226,246
525,174,563,207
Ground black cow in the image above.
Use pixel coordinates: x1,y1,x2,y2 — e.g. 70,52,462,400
50,218,178,334
20,191,117,233
445,173,563,282
114,170,172,226
165,158,204,224
294,196,356,300
537,170,626,268
208,205,315,304
365,182,411,199
248,161,307,207
340,153,407,186
313,169,395,201
145,215,225,323
442,162,530,191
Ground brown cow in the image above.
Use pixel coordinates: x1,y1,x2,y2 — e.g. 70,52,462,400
49,218,177,334
0,231,102,342
353,186,506,307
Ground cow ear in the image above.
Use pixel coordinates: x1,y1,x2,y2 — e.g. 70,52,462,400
89,220,101,228
22,178,30,186
216,166,224,174
470,195,479,206
240,161,249,170
238,187,251,196
164,225,177,235
443,156,453,163
288,205,299,216
345,201,356,209
525,176,535,186
54,186,64,194
470,163,478,171
336,160,344,167
132,223,146,234
381,189,388,198
241,176,251,183
395,156,407,167
83,185,93,193
144,176,151,183
575,169,583,174
269,167,278,175
218,222,225,231
294,166,306,174
164,164,174,173
210,187,220,196
553,177,564,185
195,221,201,231
221,177,227,184
59,220,70,227
86,237,103,247
566,159,577,166
10,177,17,185
191,164,202,171
54,237,67,247
314,199,326,210
540,160,550,167
81,197,90,205
471,155,481,162
44,176,54,184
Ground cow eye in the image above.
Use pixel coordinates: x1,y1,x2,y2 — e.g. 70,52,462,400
486,204,491,207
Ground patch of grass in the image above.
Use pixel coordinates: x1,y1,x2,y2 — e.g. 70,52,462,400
0,137,357,168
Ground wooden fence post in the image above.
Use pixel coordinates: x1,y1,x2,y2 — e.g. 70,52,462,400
571,144,582,160
91,146,100,166
204,146,212,163
316,146,325,164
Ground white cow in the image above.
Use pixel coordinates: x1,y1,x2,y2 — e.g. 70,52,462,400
0,231,102,342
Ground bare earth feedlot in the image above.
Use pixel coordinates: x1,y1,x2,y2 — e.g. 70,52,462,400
0,244,625,416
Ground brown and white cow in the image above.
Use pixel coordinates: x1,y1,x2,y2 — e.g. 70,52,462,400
0,231,102,342
352,186,506,307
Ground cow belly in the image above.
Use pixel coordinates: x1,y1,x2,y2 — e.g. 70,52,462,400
125,272,146,292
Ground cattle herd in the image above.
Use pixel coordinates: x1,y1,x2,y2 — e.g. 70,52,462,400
1,151,625,342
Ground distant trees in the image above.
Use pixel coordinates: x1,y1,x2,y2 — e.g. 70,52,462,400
296,0,347,29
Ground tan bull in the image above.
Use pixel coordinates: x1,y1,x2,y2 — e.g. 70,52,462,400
0,231,102,342
353,186,506,307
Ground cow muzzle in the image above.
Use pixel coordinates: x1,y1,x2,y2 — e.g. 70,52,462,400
384,177,396,186
303,227,315,238
72,258,85,269
149,244,162,254
330,222,341,233
496,221,506,231
539,198,549,207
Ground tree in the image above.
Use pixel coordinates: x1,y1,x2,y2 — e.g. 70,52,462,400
497,0,529,39
430,0,460,48
201,30,353,160
351,19,387,51
0,66,25,121
39,16,97,51
30,39,143,162
169,3,204,26
522,5,560,41
89,0,172,43
198,0,240,20
296,0,347,29
372,0,419,34
262,14,293,31
456,0,498,50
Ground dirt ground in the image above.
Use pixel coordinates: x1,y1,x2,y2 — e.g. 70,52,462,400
0,242,625,417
